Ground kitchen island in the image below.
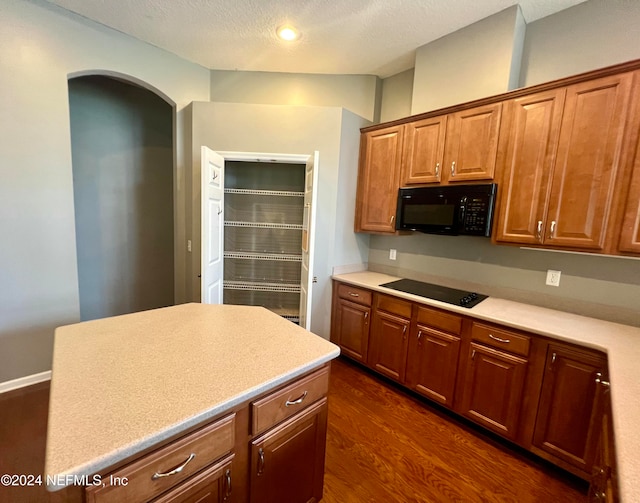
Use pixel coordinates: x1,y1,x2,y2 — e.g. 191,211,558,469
45,303,339,502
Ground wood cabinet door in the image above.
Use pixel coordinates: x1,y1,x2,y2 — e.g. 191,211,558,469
445,103,502,182
401,116,447,185
533,344,607,474
333,299,370,363
457,343,527,441
153,456,233,503
355,126,404,233
495,89,565,245
618,133,640,253
250,399,328,503
545,73,633,250
368,310,410,382
405,325,460,407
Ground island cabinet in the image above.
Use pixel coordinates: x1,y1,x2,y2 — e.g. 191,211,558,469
249,367,330,503
367,294,412,382
455,322,530,441
330,282,372,363
354,124,404,233
496,72,635,251
84,365,332,503
532,343,608,477
401,102,502,185
85,414,237,503
404,305,462,407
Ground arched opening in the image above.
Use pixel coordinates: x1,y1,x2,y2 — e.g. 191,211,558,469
68,74,174,320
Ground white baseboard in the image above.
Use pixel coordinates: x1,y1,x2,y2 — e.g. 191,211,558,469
0,370,51,394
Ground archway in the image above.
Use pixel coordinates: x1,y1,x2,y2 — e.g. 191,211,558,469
68,74,174,320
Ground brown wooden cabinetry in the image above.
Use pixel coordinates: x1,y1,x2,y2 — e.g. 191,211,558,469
401,103,502,186
368,294,412,382
330,283,372,363
532,343,607,476
405,306,462,407
618,116,640,253
456,331,528,441
250,399,328,503
496,73,634,251
355,125,404,233
589,382,618,502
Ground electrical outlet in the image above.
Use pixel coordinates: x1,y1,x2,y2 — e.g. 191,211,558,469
389,249,397,261
546,269,561,287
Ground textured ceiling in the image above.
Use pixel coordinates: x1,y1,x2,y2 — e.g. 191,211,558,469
44,0,587,78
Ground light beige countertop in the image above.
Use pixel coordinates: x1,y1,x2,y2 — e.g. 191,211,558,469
334,271,640,502
44,303,339,490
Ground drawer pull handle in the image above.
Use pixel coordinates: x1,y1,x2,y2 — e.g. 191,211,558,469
349,292,359,297
151,453,196,480
488,334,510,344
224,469,232,500
258,448,265,476
285,391,308,407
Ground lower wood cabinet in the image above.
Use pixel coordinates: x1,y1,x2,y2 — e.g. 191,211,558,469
250,399,328,503
532,343,607,475
84,366,332,503
153,456,234,503
331,280,616,488
331,283,372,363
589,385,617,503
368,308,410,382
405,306,462,407
456,342,527,441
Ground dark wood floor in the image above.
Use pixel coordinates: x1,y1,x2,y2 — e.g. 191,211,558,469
323,357,587,503
0,358,587,502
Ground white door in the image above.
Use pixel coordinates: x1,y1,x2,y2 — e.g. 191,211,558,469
299,151,319,330
201,146,224,304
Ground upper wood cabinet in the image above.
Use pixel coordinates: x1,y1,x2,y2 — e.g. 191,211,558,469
494,89,566,245
618,117,640,253
496,72,635,251
355,125,404,233
401,103,502,185
402,115,448,184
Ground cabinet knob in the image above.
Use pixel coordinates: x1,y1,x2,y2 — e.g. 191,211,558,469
257,448,265,476
435,163,440,178
417,330,423,342
595,372,610,388
451,161,456,177
550,220,557,238
224,469,232,500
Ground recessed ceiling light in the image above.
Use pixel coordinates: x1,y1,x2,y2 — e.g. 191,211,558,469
276,25,301,42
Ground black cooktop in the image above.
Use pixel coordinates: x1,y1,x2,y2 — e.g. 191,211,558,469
380,279,488,308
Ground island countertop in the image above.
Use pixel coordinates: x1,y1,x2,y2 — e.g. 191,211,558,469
44,303,339,490
333,270,640,502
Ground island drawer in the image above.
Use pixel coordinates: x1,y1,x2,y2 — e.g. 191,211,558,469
337,284,372,306
471,322,530,357
251,366,330,436
85,413,235,503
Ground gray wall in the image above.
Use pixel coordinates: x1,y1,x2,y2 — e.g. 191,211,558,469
210,70,382,122
369,0,640,327
0,0,210,383
189,102,369,339
411,5,525,114
69,76,174,321
379,69,414,123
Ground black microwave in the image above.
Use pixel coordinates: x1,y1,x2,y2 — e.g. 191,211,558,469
395,184,497,236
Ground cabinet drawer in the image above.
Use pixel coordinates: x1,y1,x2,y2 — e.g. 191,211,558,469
337,283,372,306
252,366,329,436
471,322,530,357
416,305,462,335
85,414,235,503
375,294,412,319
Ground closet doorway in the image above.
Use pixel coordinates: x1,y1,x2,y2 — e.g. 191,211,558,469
68,75,174,321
